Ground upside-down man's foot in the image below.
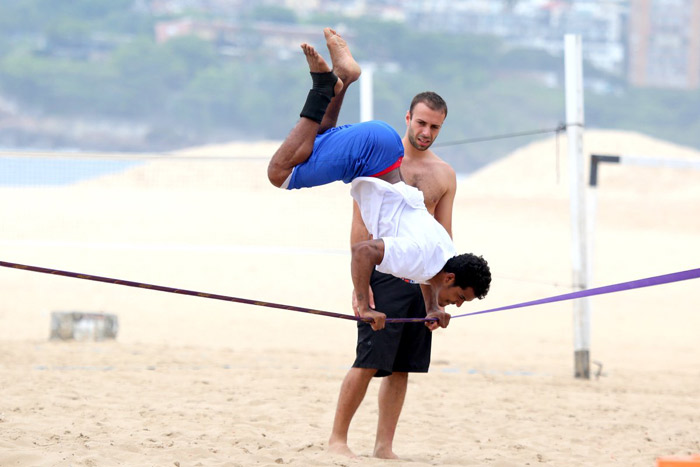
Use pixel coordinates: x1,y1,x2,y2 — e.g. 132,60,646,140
323,27,361,84
300,43,344,96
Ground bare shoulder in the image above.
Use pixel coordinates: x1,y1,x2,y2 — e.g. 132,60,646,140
427,153,457,184
403,151,456,212
406,150,453,172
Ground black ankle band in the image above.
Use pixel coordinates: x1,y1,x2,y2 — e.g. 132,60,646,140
299,71,338,124
310,71,338,98
300,89,331,124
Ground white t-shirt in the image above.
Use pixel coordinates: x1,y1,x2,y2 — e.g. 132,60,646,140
350,177,456,283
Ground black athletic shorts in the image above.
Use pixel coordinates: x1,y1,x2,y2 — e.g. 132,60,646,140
353,270,432,377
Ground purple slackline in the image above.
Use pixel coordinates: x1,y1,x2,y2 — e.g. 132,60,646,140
0,260,377,323
1,260,698,324
452,267,700,319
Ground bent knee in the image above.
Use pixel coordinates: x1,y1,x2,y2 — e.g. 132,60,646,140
267,163,290,188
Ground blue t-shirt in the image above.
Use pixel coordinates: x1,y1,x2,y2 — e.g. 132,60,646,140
287,120,404,190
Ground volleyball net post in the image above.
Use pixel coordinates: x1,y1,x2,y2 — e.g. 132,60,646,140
565,34,591,379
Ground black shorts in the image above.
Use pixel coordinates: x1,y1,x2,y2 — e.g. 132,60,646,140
353,270,432,377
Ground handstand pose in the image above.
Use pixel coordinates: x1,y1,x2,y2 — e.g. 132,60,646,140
268,30,403,190
268,29,491,332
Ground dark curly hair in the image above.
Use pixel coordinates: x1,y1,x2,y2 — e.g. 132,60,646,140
441,253,491,299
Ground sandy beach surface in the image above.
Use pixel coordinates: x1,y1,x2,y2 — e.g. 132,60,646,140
1,131,699,466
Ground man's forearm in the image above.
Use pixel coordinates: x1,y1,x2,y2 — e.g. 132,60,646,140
420,283,450,329
351,241,382,311
420,283,439,314
350,239,387,331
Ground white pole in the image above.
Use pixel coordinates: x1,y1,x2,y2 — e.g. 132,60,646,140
565,34,591,379
359,62,374,122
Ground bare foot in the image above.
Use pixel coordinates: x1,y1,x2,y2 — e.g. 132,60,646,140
300,42,343,96
324,28,361,84
328,441,357,458
374,447,399,460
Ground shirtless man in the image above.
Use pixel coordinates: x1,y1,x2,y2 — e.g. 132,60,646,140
328,92,458,459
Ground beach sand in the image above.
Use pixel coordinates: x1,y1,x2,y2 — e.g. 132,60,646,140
1,130,699,466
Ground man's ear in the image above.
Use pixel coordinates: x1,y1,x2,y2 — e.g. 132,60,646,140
443,272,456,285
405,110,411,126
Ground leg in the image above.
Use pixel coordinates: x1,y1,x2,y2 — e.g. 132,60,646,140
328,367,376,457
374,372,408,459
267,43,343,187
318,28,362,133
367,275,429,459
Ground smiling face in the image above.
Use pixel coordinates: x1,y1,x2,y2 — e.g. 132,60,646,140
405,102,446,151
437,284,477,308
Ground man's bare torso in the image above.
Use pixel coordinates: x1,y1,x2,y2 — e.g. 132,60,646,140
400,153,453,215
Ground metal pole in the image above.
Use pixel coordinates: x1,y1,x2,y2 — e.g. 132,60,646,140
565,34,590,379
359,62,374,122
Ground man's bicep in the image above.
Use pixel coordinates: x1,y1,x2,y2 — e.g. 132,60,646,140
351,200,370,245
434,170,457,237
352,238,385,263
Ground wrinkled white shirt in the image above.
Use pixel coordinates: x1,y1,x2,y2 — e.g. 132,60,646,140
350,177,456,283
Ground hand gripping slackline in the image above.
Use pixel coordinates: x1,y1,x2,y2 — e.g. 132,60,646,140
1,260,698,324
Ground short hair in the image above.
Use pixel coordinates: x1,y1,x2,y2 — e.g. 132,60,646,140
442,253,491,299
409,91,448,118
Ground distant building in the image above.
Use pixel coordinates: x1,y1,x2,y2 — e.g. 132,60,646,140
154,18,333,59
405,0,628,76
627,0,700,89
155,18,197,44
150,0,700,90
